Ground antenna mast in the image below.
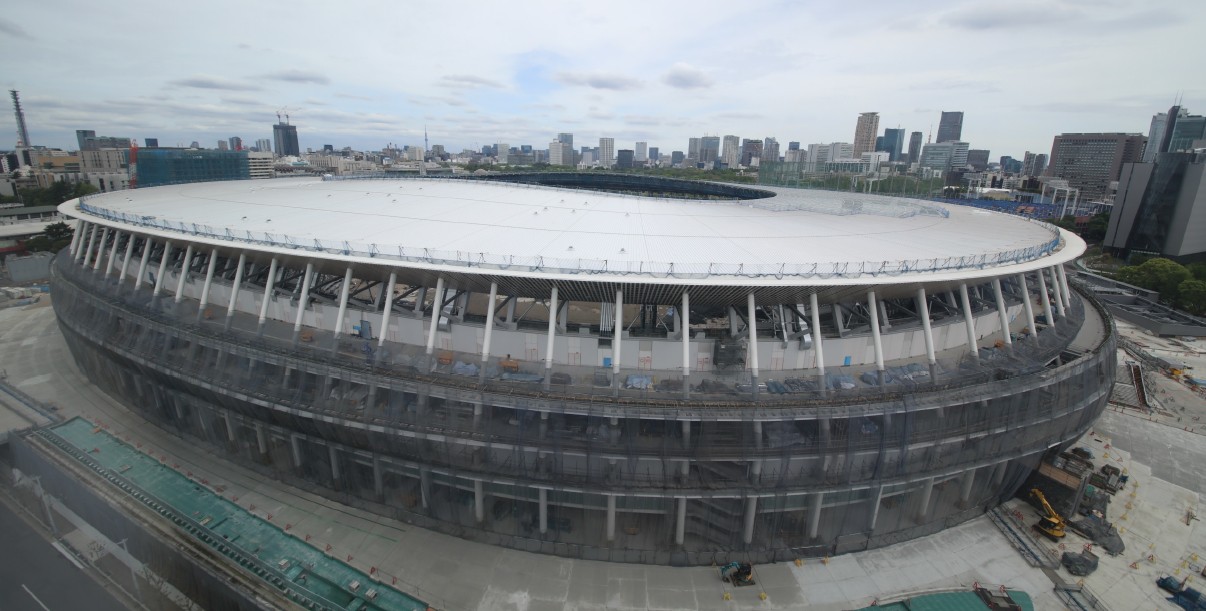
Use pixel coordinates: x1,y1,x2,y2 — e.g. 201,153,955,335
10,90,31,147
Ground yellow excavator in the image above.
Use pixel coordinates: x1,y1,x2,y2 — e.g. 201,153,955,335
1030,488,1067,540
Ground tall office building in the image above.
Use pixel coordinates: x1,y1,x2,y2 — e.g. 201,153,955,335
919,141,969,171
229,136,243,151
256,138,272,153
1144,106,1206,161
272,122,300,157
852,112,880,157
1106,151,1206,260
1034,154,1048,177
76,130,131,151
144,138,158,148
599,137,615,168
549,139,572,166
670,151,684,166
907,132,924,165
721,135,741,167
686,138,702,164
966,149,990,171
700,136,720,165
648,147,659,164
616,149,635,169
217,140,229,151
937,111,964,143
761,137,780,164
496,143,509,164
1047,133,1147,202
634,142,648,163
740,139,762,166
880,128,905,162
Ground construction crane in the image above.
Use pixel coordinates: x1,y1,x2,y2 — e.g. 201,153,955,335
1030,488,1066,540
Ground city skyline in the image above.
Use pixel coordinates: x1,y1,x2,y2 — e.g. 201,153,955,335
2,0,1203,158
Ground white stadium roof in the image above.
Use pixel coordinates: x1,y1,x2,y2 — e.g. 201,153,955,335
64,176,1083,287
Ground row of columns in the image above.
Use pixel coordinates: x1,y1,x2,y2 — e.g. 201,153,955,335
69,221,1074,379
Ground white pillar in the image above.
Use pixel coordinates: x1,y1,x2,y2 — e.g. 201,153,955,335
809,293,825,376
746,292,760,383
960,468,976,503
103,230,121,277
538,488,548,534
225,253,247,318
1037,269,1055,329
868,485,884,531
1018,273,1038,343
681,292,690,377
474,480,485,523
82,224,100,265
93,228,111,271
257,257,279,326
867,290,885,375
606,494,617,542
153,240,173,296
743,496,758,544
173,244,194,303
134,238,152,292
292,262,315,332
544,286,558,370
675,497,687,545
916,288,936,365
378,272,398,348
425,276,445,355
68,220,84,257
1057,265,1072,309
959,283,978,359
333,266,353,337
197,248,219,312
992,278,1012,347
1049,267,1066,318
117,233,136,285
808,492,823,539
612,289,623,379
917,477,935,521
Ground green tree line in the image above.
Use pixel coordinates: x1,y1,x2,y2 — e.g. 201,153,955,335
1114,257,1206,315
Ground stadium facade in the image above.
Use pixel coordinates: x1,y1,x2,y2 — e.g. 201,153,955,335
53,174,1115,565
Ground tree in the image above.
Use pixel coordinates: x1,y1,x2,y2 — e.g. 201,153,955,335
1115,257,1192,302
1188,262,1206,282
43,221,74,243
1178,279,1206,316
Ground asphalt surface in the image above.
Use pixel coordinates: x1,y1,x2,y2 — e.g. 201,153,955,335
0,498,129,611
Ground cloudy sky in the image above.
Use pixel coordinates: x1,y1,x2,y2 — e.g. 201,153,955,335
3,0,1204,159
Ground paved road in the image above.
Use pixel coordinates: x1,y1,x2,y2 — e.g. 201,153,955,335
0,498,129,611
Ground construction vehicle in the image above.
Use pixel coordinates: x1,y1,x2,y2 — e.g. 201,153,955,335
1030,488,1067,540
719,561,756,586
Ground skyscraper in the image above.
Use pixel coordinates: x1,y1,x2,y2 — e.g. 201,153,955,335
634,142,648,163
272,121,299,157
496,142,509,164
549,139,572,166
1047,132,1147,202
229,136,243,151
966,149,990,171
740,139,762,166
761,137,780,164
256,138,272,153
616,149,635,169
853,112,880,157
881,128,906,162
700,136,720,164
907,132,923,165
937,112,964,143
648,147,659,164
599,137,615,168
687,138,701,164
721,135,740,167
1144,106,1206,160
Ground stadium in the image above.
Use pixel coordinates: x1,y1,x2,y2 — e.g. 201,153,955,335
52,173,1115,565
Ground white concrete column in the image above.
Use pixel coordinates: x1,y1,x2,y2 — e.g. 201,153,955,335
68,220,84,257
378,272,398,348
960,468,976,503
606,494,617,542
255,423,267,455
153,241,173,296
257,257,279,326
1057,265,1072,309
333,266,354,338
103,231,121,277
917,477,935,521
134,238,152,292
1037,269,1055,329
225,253,247,318
474,480,485,523
958,283,978,359
1017,273,1038,343
290,434,303,468
538,488,548,534
328,445,341,483
93,228,111,271
743,496,758,544
612,289,623,379
992,278,1012,347
197,248,220,312
746,292,760,384
809,293,825,376
808,492,824,539
675,497,687,545
117,233,136,285
425,276,445,355
292,262,315,332
479,281,498,364
1049,267,1066,318
867,290,885,377
173,244,194,303
544,286,558,370
82,224,100,265
869,485,885,531
916,288,937,365
681,292,690,377
223,411,237,443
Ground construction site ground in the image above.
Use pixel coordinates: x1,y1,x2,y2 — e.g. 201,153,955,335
3,296,1206,610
